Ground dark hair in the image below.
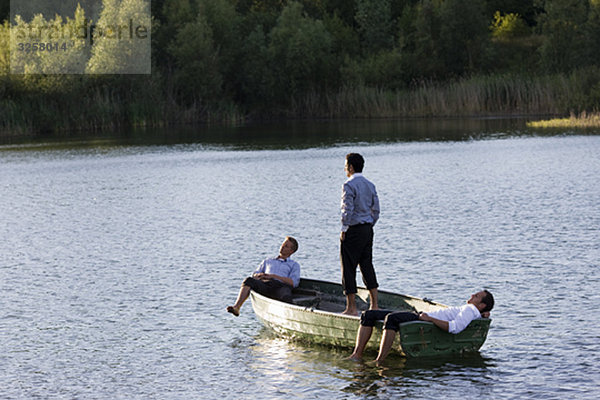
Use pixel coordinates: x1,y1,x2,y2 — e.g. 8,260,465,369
286,236,299,253
346,153,365,173
481,290,494,313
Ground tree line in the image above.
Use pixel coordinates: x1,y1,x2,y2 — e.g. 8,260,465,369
1,0,600,135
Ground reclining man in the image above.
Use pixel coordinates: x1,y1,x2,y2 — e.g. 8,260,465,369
349,289,495,364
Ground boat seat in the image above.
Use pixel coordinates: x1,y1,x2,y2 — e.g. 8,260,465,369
292,288,320,296
292,288,321,307
292,295,321,307
292,288,322,307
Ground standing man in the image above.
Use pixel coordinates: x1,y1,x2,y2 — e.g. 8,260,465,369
226,236,300,317
340,153,380,315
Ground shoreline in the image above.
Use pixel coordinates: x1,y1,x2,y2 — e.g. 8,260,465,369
0,113,552,142
1,70,598,138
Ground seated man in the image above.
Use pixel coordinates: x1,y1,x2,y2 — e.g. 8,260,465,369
226,236,300,317
349,289,495,364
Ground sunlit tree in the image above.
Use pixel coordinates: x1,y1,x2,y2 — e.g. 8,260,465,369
34,4,90,74
484,0,537,25
86,0,151,74
490,11,530,41
9,14,46,75
0,20,10,75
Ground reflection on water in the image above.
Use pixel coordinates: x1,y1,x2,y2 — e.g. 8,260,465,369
249,328,494,398
0,116,585,150
342,354,494,398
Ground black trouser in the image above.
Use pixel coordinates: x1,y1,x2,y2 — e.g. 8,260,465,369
360,310,419,331
340,223,378,295
243,277,293,303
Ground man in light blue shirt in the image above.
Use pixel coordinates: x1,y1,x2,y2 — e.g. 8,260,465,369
340,153,380,315
227,236,300,317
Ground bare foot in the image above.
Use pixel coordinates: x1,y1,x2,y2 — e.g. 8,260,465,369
341,309,358,316
226,306,240,316
347,354,362,361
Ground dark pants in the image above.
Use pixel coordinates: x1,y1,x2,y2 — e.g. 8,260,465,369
360,310,419,331
243,277,293,303
341,223,378,295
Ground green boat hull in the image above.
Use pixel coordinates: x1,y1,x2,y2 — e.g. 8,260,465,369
250,278,491,358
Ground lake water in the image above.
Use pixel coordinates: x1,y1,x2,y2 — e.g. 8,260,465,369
1,119,599,399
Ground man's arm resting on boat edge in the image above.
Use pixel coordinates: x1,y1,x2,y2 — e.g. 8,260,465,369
419,311,491,333
419,313,449,332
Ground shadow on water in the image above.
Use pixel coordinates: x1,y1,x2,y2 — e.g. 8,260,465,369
1,117,587,150
339,353,494,398
250,328,494,398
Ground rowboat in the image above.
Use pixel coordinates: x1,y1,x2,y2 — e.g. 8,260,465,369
250,278,491,358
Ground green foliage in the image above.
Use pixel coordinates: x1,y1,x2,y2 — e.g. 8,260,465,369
168,13,222,103
487,8,538,74
409,0,443,78
0,20,9,75
8,10,89,75
196,0,241,95
323,12,360,58
1,2,9,23
246,0,287,14
484,0,537,25
153,0,195,68
355,0,393,52
162,0,195,28
86,0,151,74
563,66,600,112
439,0,490,74
583,1,600,67
490,11,530,40
538,0,589,72
236,25,271,107
5,0,600,135
341,49,406,89
318,0,356,27
268,2,334,99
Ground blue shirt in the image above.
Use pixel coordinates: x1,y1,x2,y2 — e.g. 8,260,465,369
254,257,301,287
341,173,380,232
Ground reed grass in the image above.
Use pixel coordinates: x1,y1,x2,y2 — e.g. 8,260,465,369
0,77,246,136
527,111,600,128
291,74,572,118
2,69,600,137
